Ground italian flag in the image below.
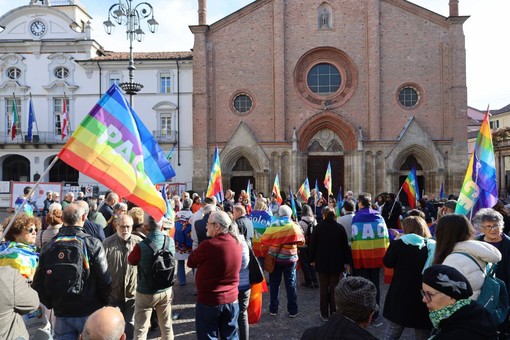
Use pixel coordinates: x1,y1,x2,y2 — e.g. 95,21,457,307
11,95,18,140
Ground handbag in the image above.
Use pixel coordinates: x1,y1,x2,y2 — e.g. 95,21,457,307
263,245,282,274
249,246,264,284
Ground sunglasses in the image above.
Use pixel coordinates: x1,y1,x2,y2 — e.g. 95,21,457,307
26,227,39,234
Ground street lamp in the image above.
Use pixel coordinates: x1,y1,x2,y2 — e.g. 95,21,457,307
103,0,159,106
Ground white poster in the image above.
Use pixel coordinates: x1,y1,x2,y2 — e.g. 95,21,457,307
10,182,63,212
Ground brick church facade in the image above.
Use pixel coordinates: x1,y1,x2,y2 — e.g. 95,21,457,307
191,0,469,201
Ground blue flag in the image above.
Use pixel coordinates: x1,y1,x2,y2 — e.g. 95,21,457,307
27,97,36,142
439,182,445,200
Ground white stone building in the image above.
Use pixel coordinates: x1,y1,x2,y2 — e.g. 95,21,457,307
0,0,193,206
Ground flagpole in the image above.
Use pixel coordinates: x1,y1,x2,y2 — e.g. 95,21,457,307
389,186,404,216
1,156,60,240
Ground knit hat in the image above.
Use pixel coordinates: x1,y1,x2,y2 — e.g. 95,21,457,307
422,264,473,300
335,276,377,322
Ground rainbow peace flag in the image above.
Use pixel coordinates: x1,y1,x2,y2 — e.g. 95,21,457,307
297,178,311,201
402,167,419,209
323,161,332,196
206,146,223,201
58,84,176,220
272,174,283,204
456,109,497,217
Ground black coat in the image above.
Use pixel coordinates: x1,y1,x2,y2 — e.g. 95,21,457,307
432,301,497,339
309,218,350,274
300,313,377,340
383,238,432,329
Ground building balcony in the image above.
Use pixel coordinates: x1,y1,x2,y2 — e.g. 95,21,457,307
0,130,177,146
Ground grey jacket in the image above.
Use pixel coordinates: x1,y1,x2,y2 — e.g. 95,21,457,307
0,266,39,340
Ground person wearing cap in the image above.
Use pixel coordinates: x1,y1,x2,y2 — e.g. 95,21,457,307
422,264,497,338
300,276,378,339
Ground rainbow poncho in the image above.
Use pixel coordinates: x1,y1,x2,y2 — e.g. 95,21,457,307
351,208,389,269
261,217,305,263
0,241,39,278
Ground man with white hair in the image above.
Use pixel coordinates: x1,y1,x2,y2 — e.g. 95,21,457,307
187,211,242,339
261,205,305,318
103,214,142,338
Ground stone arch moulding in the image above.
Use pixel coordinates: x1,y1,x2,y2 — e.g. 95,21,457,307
393,145,439,171
298,111,357,152
221,146,262,174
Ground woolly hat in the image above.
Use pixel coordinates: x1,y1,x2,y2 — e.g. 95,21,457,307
335,276,377,322
422,264,473,300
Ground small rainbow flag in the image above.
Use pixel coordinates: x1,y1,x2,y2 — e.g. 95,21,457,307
206,146,223,201
297,178,311,201
272,174,283,204
247,179,251,201
402,167,419,209
58,84,176,220
323,161,332,197
456,108,497,217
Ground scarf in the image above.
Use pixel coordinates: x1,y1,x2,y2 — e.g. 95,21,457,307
400,234,436,272
0,241,39,278
429,298,471,334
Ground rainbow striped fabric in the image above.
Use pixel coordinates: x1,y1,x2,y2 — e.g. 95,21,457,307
402,167,419,209
456,109,498,216
261,216,305,263
323,161,332,196
0,241,39,278
58,84,175,220
351,208,389,269
272,174,283,204
206,146,223,201
297,178,311,201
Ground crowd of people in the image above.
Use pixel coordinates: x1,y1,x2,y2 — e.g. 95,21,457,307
1,185,510,339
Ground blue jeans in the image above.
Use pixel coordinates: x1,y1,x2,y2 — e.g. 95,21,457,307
238,289,251,340
195,302,240,340
54,316,88,340
269,261,298,315
177,260,186,285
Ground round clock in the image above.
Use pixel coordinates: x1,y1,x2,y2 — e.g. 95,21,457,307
30,20,46,37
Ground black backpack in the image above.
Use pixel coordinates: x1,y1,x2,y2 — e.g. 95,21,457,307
304,220,316,245
145,236,175,290
43,234,90,299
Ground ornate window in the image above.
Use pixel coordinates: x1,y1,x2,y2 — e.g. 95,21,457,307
307,63,341,96
232,93,254,114
160,74,171,93
53,97,70,136
398,85,420,108
54,67,70,79
160,113,172,137
7,68,21,80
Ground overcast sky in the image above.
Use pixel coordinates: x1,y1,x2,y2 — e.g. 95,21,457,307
1,0,508,110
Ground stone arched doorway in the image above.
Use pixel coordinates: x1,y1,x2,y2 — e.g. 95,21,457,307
230,156,255,201
397,155,425,205
2,155,30,181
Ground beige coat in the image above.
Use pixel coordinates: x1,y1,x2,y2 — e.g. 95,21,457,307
103,233,142,303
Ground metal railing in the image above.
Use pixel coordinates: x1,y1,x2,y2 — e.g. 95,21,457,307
0,130,177,145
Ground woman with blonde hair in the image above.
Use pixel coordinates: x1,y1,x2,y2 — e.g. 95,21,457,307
383,216,435,339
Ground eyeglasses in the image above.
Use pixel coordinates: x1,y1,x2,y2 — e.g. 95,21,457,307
25,227,39,234
482,224,500,231
420,289,440,302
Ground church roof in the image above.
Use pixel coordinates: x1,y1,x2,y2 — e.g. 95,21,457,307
90,51,193,61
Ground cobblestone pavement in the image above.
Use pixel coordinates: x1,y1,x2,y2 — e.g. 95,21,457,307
151,267,415,340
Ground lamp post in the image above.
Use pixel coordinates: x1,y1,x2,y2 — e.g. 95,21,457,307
103,0,158,106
